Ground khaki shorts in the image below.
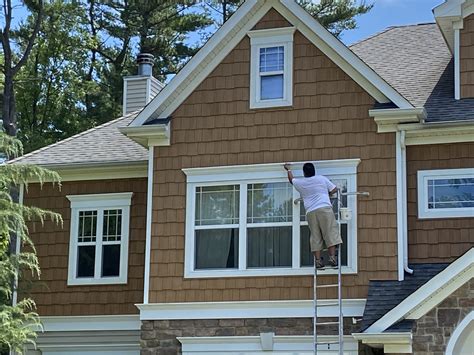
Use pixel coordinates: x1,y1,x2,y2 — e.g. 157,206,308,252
306,207,342,252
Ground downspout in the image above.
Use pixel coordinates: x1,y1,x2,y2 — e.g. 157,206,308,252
143,146,154,304
396,131,405,281
400,131,413,275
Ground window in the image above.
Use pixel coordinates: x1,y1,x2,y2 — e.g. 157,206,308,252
248,27,294,109
183,160,360,278
66,193,132,285
418,169,474,219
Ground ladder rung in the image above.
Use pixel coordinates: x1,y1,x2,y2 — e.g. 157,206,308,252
316,283,339,288
316,341,339,345
316,321,339,326
317,302,339,306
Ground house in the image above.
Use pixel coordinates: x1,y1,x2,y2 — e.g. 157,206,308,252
10,0,473,354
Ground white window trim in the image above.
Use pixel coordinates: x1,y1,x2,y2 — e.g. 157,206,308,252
183,160,360,279
248,27,295,109
417,168,474,219
66,192,133,286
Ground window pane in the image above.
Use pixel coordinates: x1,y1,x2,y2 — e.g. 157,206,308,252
77,245,95,278
103,209,122,241
259,46,284,72
300,224,348,267
195,185,239,225
195,229,238,269
300,179,347,221
248,182,293,223
260,75,284,100
102,245,121,277
428,178,474,209
78,211,97,242
247,226,292,268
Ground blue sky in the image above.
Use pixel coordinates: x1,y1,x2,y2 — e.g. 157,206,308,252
340,0,444,45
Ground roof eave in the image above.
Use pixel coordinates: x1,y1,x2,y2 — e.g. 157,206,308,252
119,123,170,147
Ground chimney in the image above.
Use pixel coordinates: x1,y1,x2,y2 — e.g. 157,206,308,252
123,53,164,115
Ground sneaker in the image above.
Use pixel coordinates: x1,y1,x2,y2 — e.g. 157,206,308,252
328,255,338,267
315,258,325,269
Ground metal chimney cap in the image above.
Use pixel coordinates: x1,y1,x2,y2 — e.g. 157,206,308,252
137,53,155,65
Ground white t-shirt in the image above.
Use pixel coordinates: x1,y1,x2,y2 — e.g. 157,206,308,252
292,175,336,213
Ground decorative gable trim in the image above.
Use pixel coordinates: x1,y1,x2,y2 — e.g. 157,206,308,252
364,248,474,333
130,0,413,127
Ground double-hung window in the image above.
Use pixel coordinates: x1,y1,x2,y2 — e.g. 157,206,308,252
184,160,359,278
418,169,474,219
249,27,294,109
66,192,132,285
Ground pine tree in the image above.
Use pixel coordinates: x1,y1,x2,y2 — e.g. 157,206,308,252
0,132,61,354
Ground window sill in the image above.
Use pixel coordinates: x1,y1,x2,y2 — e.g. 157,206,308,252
184,266,357,279
67,276,127,286
249,98,292,109
418,209,474,219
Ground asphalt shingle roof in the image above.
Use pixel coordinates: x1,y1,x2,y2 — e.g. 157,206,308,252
351,23,474,122
360,263,449,332
10,112,147,166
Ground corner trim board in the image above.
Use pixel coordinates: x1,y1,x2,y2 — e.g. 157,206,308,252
136,299,366,320
143,146,154,304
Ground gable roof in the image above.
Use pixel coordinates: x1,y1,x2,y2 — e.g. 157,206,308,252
364,248,474,333
130,0,413,127
360,263,449,332
351,23,474,123
9,112,147,167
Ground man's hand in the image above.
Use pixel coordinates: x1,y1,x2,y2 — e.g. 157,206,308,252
284,163,291,171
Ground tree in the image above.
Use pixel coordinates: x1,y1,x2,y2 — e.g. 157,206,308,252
0,132,61,353
204,0,372,37
0,0,44,137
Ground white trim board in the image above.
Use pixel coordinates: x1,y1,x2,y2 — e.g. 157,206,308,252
365,248,474,333
130,0,411,126
136,299,366,320
178,335,358,354
352,332,412,354
36,315,140,332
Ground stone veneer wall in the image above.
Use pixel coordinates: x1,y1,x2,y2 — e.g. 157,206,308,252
411,279,473,355
141,318,358,354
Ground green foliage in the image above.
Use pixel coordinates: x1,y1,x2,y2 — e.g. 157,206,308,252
0,132,61,354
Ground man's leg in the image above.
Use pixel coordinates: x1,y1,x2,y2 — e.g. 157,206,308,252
307,210,324,267
319,207,343,266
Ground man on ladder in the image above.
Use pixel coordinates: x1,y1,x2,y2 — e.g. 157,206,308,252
284,162,342,268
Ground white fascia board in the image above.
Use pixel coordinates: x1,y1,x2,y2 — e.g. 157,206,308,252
119,124,170,147
136,299,366,320
130,0,266,126
277,0,412,109
352,332,412,354
433,0,463,18
37,315,140,332
402,121,474,145
178,335,358,353
369,108,425,133
182,159,361,184
365,248,474,333
66,192,133,208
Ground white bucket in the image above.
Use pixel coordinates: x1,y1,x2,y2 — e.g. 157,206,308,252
340,207,352,221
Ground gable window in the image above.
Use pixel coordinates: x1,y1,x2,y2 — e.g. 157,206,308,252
66,193,132,285
183,160,359,278
249,27,295,109
418,169,474,219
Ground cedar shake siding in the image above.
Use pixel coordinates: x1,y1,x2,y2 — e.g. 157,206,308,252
148,10,399,303
407,143,474,263
22,178,147,316
461,13,474,99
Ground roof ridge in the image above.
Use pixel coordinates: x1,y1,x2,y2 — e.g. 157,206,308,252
349,22,437,48
9,111,139,165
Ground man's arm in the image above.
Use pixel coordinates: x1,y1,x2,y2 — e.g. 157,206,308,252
284,163,294,184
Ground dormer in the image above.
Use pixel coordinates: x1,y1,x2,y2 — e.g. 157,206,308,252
434,0,474,99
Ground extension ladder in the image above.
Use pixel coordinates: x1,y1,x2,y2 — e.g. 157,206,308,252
311,190,369,355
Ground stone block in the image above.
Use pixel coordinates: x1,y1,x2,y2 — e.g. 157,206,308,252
141,321,154,330
459,298,474,307
198,319,219,327
153,320,170,329
141,330,156,340
437,308,460,326
219,319,245,327
215,327,236,336
245,318,268,327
